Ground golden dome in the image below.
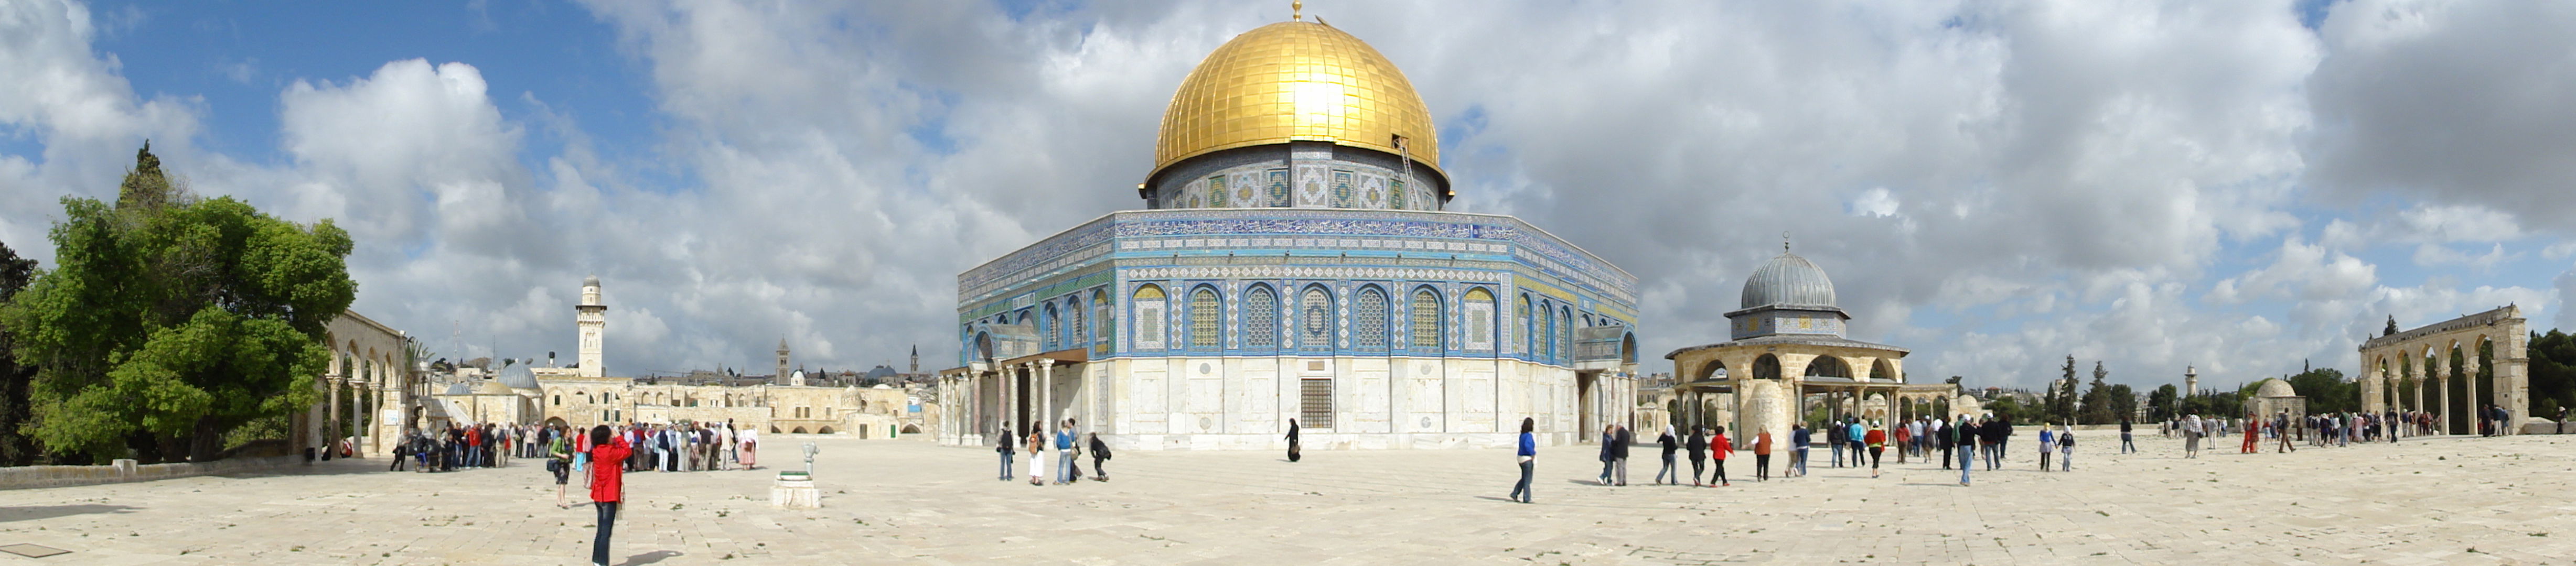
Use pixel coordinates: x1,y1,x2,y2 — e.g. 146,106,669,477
1153,20,1442,183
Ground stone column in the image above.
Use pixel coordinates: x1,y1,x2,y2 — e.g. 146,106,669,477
325,374,341,460
1036,362,1055,482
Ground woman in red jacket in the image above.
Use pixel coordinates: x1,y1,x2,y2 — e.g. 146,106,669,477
1864,421,1889,478
1708,426,1733,487
585,425,632,566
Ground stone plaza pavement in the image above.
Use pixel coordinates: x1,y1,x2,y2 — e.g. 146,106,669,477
3,431,2574,564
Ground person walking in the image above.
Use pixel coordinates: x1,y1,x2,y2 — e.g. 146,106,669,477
1892,422,1910,464
1954,416,1976,486
1026,428,1048,486
1827,418,1845,469
2276,417,2297,453
1708,426,1733,487
551,427,575,508
1686,426,1710,486
1612,424,1633,486
2057,425,2074,471
1864,421,1887,478
2037,426,2054,472
1055,420,1080,485
1654,426,1680,485
2182,414,2201,458
1596,424,1617,485
1937,418,1955,470
1790,423,1811,477
2242,413,2261,453
739,425,758,470
1753,429,1774,482
1508,418,1537,504
1087,432,1111,482
1846,418,1868,468
2119,417,2136,454
584,425,631,566
1284,419,1302,463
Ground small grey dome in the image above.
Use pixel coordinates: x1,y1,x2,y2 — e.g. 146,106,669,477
442,383,473,396
864,365,899,382
1740,252,1837,310
584,275,601,288
498,364,541,390
2257,378,2297,398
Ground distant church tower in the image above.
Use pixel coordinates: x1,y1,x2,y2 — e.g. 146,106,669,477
576,275,607,377
909,345,919,374
776,338,791,384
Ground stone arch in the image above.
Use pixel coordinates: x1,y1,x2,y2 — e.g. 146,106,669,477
1753,354,1784,379
1132,284,1168,351
1802,355,1849,378
1463,287,1497,353
1042,302,1060,351
901,424,921,434
817,426,835,434
791,427,808,434
1870,358,1896,383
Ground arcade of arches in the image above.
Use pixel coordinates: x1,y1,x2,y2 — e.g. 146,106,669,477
2358,305,2529,435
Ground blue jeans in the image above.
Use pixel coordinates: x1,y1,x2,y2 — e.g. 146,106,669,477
592,501,618,565
1059,451,1077,483
1958,447,1974,484
1510,460,1533,502
1830,443,1843,467
1793,447,1808,475
999,452,1013,480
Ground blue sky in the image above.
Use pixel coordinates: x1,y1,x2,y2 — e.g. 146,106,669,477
4,0,2573,390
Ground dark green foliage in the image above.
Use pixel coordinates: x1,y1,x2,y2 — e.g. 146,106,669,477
2531,330,2576,417
1,144,353,463
2146,384,2178,421
0,241,38,465
2285,367,2352,414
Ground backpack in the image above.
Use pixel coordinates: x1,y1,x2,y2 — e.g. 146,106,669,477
2058,432,2074,447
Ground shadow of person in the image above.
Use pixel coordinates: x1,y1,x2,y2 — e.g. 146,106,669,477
621,550,683,566
0,504,138,523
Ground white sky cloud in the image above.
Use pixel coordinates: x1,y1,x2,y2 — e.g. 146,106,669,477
1,0,2573,388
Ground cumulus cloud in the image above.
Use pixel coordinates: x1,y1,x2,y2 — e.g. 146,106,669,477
3,0,2574,388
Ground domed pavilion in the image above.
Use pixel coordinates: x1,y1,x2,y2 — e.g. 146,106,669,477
937,12,1640,451
1664,244,1953,448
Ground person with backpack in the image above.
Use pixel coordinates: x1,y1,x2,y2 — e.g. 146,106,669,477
996,423,1015,481
1686,426,1710,486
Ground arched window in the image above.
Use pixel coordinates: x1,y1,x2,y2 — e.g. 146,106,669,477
1757,354,1787,379
1243,286,1279,352
1557,307,1573,365
1354,286,1389,352
1066,298,1086,352
1042,303,1060,351
1518,296,1533,357
1802,355,1849,378
1409,288,1442,352
1132,285,1166,351
1540,301,1557,363
1299,287,1334,353
1188,287,1221,351
1463,288,1496,352
1097,292,1118,355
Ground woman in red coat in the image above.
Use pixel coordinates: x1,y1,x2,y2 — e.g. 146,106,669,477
585,426,632,566
1708,426,1734,487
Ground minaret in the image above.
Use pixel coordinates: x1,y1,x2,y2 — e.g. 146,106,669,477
2183,365,2198,397
776,338,791,383
576,275,607,377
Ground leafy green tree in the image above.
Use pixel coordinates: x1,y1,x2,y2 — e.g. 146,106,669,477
0,241,38,465
2285,367,2352,414
1,144,353,463
2146,384,2178,421
2530,330,2576,418
2078,361,2116,424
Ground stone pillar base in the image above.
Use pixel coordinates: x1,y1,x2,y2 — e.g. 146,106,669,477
771,472,819,509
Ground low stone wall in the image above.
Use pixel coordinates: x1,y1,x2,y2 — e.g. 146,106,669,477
0,455,301,491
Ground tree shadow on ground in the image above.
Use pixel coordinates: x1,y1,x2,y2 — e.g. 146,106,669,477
621,550,682,565
0,504,138,523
